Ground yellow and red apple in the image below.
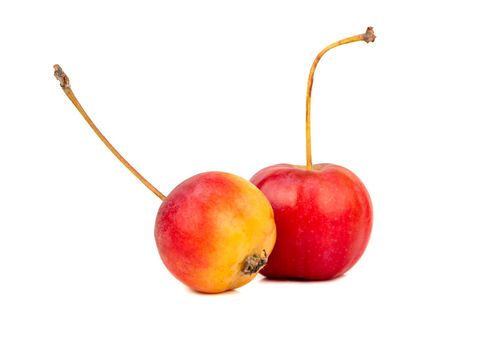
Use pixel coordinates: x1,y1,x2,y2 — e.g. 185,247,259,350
155,172,276,293
54,66,276,294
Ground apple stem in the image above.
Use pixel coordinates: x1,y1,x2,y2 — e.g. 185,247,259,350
305,27,376,170
53,64,166,201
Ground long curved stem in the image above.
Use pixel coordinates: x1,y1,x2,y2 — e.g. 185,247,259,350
53,65,166,201
305,27,376,170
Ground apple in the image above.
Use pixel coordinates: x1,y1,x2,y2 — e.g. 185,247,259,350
251,28,375,280
53,65,276,293
251,164,372,279
155,171,275,293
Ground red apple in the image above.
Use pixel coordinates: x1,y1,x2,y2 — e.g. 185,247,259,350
251,163,372,279
251,27,376,280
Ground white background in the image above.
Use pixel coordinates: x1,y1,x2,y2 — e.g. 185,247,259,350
1,0,490,349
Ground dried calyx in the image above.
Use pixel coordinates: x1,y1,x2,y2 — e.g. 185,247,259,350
242,250,268,275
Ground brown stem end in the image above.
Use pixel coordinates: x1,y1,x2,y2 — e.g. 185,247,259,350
242,250,268,275
53,64,70,89
363,27,376,43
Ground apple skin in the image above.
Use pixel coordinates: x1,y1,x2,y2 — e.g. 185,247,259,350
250,163,372,280
155,171,276,293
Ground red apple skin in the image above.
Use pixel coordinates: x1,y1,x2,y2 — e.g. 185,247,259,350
251,163,372,280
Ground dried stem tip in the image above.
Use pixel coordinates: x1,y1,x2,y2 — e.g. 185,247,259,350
53,64,70,89
363,27,376,43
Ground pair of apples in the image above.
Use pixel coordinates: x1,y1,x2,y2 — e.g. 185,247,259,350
54,27,375,294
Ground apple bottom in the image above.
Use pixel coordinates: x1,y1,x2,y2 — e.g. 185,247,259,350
251,163,373,280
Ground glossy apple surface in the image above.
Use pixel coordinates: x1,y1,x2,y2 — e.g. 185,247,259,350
155,171,276,293
251,163,372,280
